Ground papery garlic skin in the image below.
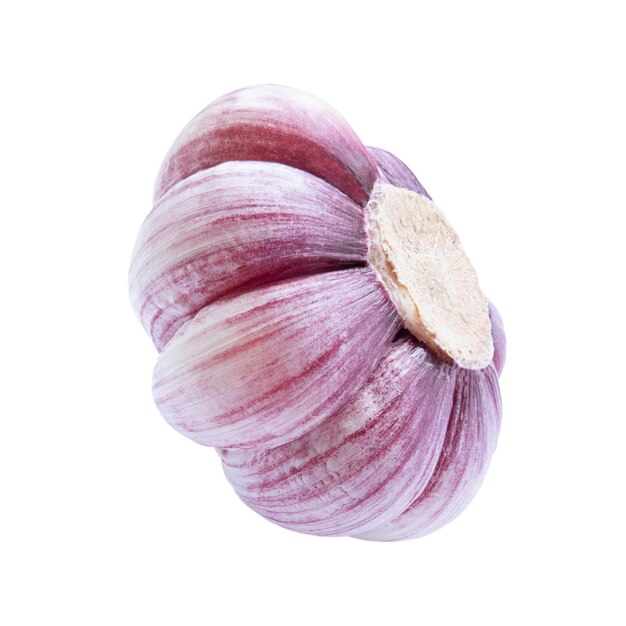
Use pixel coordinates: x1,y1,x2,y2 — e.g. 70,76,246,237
356,364,502,541
367,146,431,198
154,85,378,206
130,84,505,541
152,269,401,449
130,161,368,351
219,336,456,536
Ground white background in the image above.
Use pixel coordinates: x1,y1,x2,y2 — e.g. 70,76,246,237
1,1,624,624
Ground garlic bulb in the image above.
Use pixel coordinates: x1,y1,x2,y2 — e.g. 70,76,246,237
129,84,506,541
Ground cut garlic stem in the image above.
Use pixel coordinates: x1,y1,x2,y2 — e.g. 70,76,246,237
365,183,494,369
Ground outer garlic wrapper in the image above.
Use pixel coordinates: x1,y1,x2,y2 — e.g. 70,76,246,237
129,85,506,541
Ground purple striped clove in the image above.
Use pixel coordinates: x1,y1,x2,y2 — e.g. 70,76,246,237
130,85,506,541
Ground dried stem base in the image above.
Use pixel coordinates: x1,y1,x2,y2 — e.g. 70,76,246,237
365,183,493,369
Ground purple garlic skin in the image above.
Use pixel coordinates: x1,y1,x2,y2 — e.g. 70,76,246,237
130,84,505,541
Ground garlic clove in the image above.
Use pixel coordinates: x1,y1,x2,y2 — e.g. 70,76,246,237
354,363,502,541
152,268,401,450
129,161,367,351
489,301,506,377
367,146,431,199
218,335,457,536
154,84,378,206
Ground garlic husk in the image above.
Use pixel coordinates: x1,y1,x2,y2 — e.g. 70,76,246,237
355,363,502,541
154,84,378,206
152,268,401,450
367,146,431,199
219,335,457,536
129,161,367,351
